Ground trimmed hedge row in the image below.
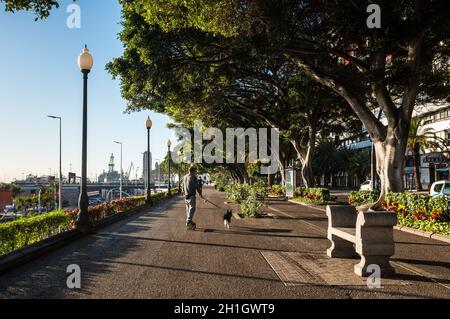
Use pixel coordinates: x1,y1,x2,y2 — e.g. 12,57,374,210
0,211,71,256
0,192,171,256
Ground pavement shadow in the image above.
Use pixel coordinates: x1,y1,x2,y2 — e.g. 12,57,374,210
392,273,450,285
395,241,450,247
94,259,444,299
270,216,328,221
95,232,324,253
0,199,178,299
392,257,450,269
199,227,325,240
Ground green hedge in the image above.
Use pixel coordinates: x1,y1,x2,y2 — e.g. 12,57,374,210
348,190,379,206
0,211,71,256
0,192,171,257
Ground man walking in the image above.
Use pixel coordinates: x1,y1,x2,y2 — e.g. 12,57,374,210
183,166,202,230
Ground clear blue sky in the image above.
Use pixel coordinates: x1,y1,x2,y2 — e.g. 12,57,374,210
0,0,175,182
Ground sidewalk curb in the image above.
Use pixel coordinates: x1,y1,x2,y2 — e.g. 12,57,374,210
430,233,450,243
394,225,450,243
286,200,450,244
0,196,179,275
394,225,433,238
287,199,326,212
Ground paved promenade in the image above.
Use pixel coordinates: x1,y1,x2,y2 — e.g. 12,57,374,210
0,186,449,299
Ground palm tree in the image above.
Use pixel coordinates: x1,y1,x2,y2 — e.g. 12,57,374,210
407,117,447,191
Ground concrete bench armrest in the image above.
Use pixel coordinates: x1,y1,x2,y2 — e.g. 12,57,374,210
326,205,357,228
356,211,397,227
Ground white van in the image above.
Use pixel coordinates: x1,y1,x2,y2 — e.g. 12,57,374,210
429,180,450,197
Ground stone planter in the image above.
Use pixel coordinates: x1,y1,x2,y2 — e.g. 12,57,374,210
354,211,397,277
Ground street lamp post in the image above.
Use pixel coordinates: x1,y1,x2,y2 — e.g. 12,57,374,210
167,139,172,196
136,166,139,186
75,45,93,231
114,141,123,199
145,117,153,205
47,115,62,210
177,150,182,193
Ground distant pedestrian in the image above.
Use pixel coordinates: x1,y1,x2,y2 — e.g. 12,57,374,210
197,176,204,192
182,166,202,230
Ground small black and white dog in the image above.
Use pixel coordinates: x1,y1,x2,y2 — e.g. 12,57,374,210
223,209,232,229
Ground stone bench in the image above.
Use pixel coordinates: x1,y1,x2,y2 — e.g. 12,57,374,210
326,205,397,277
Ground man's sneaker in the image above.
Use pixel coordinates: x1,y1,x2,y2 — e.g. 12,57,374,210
186,221,196,230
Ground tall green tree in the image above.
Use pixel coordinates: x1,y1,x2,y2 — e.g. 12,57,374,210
0,0,58,19
407,117,447,191
128,0,450,208
107,8,358,187
0,183,21,197
313,138,370,188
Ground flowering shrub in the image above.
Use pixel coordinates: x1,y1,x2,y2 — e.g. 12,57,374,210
225,184,250,204
294,187,332,202
65,196,148,225
268,185,285,196
381,193,450,235
65,194,167,225
240,188,263,218
252,181,268,198
348,190,379,206
428,196,450,222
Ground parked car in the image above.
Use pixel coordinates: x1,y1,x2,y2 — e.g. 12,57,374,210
429,180,450,197
3,205,16,214
360,180,373,191
89,198,103,206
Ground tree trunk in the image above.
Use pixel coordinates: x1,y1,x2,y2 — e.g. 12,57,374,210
371,126,408,209
291,125,316,188
268,173,274,187
413,146,423,191
279,160,286,187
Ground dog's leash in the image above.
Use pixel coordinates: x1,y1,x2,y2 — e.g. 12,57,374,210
201,196,221,209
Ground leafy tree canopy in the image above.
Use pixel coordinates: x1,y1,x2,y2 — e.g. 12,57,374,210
1,0,59,19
